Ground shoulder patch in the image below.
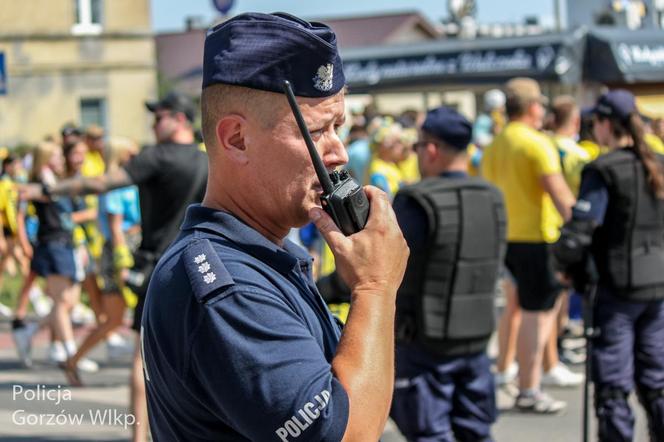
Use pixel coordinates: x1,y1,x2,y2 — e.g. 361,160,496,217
183,239,234,303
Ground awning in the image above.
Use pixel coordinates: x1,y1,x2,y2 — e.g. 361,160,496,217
341,30,586,93
584,28,664,84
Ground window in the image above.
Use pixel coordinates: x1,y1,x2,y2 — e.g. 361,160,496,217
80,98,106,132
72,0,103,35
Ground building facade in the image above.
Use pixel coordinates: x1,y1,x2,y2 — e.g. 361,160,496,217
0,0,157,146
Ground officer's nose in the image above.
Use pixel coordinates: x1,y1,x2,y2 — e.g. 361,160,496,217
320,133,348,171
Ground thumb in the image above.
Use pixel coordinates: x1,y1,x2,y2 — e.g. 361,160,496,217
309,207,348,251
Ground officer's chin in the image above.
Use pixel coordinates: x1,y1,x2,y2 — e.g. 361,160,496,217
299,199,321,226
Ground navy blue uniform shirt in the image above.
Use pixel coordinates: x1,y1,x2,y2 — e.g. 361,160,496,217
572,168,609,225
141,205,349,441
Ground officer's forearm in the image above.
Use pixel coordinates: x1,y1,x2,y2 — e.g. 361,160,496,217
50,176,106,195
51,169,133,196
332,290,396,442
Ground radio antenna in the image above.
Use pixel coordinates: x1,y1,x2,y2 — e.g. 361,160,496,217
282,80,335,195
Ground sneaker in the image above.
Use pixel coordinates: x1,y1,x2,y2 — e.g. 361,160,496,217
76,358,99,373
29,288,53,318
106,332,126,346
542,362,584,387
495,362,518,386
0,302,13,318
516,391,567,414
71,303,95,326
560,347,586,366
48,342,67,364
560,337,586,351
107,335,132,360
12,322,39,368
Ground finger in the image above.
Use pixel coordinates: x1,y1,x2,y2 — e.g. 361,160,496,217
309,207,349,251
362,186,395,227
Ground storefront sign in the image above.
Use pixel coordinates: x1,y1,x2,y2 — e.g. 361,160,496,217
344,44,563,86
617,43,664,68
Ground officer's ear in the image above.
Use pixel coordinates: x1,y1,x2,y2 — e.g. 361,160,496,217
425,142,439,161
215,115,248,164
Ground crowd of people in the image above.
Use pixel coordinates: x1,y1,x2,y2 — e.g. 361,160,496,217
2,12,664,440
301,77,664,438
1,124,136,372
1,90,207,442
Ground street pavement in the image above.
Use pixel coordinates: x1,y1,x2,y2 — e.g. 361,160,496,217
0,319,650,441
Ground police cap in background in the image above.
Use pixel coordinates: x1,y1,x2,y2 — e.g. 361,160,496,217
421,106,473,151
592,89,636,122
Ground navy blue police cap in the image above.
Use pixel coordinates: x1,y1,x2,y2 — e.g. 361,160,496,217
203,12,345,97
592,89,636,122
421,106,473,151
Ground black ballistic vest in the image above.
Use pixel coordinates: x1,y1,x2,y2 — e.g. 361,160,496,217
587,148,664,301
396,176,506,356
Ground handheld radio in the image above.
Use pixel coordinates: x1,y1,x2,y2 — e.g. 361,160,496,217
282,80,369,236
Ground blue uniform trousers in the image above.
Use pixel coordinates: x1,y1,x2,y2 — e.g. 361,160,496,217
390,344,496,442
592,287,664,442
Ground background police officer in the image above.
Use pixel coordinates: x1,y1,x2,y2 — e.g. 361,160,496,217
390,106,506,441
553,90,664,441
140,13,409,441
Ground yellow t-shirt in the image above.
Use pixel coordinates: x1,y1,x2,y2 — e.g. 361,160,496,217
552,136,591,197
368,157,403,199
396,152,420,185
481,121,562,243
81,150,105,256
82,150,105,177
646,133,664,154
0,177,17,235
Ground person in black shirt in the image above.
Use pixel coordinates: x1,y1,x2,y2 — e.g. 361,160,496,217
21,92,208,442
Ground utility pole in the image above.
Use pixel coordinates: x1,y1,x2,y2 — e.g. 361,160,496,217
554,0,563,31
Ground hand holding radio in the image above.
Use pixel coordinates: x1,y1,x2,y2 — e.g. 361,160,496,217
308,186,409,299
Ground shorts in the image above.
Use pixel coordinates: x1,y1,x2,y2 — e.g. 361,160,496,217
31,241,84,283
98,231,141,295
3,227,14,238
505,242,562,312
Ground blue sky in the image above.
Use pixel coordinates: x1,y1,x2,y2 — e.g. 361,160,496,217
152,0,556,32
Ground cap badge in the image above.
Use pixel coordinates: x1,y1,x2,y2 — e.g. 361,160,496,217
313,64,334,92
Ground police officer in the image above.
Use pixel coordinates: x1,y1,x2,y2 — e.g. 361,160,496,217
553,90,664,441
141,13,408,441
390,107,506,441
